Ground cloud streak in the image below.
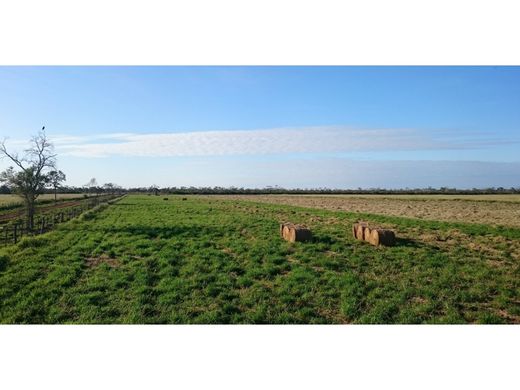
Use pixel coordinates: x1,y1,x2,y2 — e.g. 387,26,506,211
50,126,510,158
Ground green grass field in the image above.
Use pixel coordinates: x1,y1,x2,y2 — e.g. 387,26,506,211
0,195,518,324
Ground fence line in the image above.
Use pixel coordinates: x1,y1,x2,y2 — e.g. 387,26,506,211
0,194,123,247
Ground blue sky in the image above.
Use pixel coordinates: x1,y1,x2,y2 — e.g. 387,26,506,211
0,66,519,188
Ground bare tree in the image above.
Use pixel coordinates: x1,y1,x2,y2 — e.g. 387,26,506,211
47,170,66,203
149,184,159,196
0,128,57,231
103,183,121,194
86,177,98,197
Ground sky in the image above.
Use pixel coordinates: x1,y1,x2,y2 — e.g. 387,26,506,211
0,66,519,189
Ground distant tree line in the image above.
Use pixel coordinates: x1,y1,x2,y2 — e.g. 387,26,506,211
124,186,520,195
2,183,519,196
0,184,124,195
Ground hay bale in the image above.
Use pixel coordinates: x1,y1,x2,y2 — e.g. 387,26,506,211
369,229,396,246
280,223,312,242
282,223,291,239
364,226,372,242
280,223,293,240
355,222,368,241
288,225,312,243
353,222,396,246
352,223,366,239
281,224,289,239
280,223,292,238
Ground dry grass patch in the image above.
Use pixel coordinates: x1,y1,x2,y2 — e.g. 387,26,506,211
210,194,520,227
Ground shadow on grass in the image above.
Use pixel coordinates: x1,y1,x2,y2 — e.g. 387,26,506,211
395,237,424,248
312,233,424,250
0,255,8,272
312,234,340,246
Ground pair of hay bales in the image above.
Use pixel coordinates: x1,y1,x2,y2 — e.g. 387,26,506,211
353,222,395,246
280,222,312,243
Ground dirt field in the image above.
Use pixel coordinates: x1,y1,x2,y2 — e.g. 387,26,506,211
207,194,520,227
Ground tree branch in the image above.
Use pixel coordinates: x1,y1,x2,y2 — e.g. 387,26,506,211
0,140,28,172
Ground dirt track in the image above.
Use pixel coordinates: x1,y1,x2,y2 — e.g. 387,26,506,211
209,195,520,227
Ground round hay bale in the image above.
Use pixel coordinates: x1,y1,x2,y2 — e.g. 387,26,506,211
355,224,367,241
280,223,311,243
352,223,359,239
287,226,296,242
288,225,312,242
280,223,292,239
364,226,373,242
282,224,293,240
370,229,396,246
354,221,369,241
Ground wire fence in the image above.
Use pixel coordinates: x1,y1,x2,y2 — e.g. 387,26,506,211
0,194,123,247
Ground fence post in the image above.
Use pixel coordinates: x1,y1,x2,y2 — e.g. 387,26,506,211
13,224,18,244
40,218,45,234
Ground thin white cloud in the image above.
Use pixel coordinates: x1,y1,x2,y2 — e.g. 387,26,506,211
49,126,500,158
51,133,136,145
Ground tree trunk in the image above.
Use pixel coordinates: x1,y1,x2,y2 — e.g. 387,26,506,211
25,196,36,232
